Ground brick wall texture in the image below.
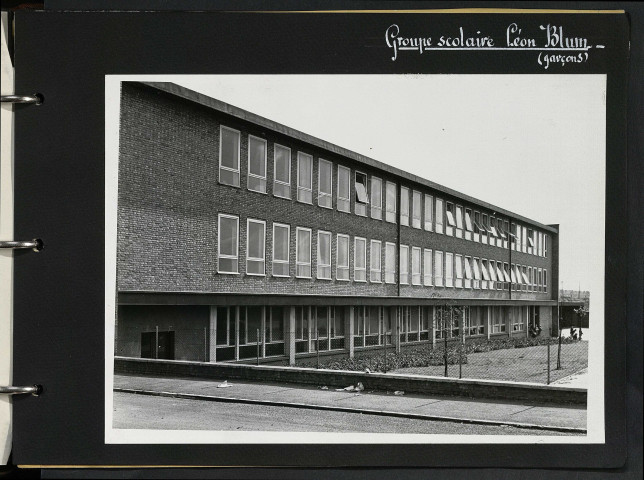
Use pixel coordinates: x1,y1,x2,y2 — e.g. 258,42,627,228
117,82,556,301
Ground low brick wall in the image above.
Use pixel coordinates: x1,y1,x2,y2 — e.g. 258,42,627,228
114,356,586,405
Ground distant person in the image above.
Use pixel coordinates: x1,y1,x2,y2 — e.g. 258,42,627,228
570,326,577,340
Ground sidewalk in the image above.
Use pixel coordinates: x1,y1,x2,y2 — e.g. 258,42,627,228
551,368,588,388
114,374,587,433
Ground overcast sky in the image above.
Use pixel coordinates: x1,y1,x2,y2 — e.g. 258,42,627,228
155,74,606,294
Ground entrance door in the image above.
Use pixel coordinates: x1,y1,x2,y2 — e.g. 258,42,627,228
140,331,175,359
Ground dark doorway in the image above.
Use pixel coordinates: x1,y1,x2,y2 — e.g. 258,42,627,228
141,331,175,359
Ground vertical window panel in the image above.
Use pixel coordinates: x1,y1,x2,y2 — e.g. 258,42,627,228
246,219,266,275
219,126,240,187
354,237,367,282
370,240,382,282
435,198,444,234
434,250,444,286
295,227,312,278
273,144,291,199
318,159,333,208
272,223,290,277
412,190,422,229
317,231,332,279
337,165,351,212
411,247,422,285
423,249,433,286
247,135,267,193
445,252,454,287
399,245,409,285
218,214,239,274
455,205,464,238
385,181,397,223
455,254,463,288
385,242,396,284
336,234,350,281
400,187,410,226
370,177,382,219
297,152,313,204
355,172,369,216
424,195,433,231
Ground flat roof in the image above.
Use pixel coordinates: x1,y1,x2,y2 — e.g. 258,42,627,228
136,81,558,234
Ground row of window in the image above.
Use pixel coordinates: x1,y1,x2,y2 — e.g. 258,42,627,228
218,125,549,259
217,214,548,292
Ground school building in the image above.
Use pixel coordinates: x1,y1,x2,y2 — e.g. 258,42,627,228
115,81,558,365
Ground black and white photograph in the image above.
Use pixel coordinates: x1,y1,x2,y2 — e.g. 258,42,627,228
104,74,605,444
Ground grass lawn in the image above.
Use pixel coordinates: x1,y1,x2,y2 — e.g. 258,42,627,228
393,341,588,384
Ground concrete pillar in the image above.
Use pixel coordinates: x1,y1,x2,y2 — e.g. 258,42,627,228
345,306,354,358
431,306,436,347
525,306,529,338
394,307,401,353
487,306,491,340
209,306,217,363
261,306,266,358
234,306,240,361
285,306,296,366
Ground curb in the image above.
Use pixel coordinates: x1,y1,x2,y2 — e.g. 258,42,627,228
114,387,587,434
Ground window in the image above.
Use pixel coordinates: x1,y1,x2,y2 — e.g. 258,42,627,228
497,261,506,289
445,252,454,287
488,217,499,246
385,182,397,223
385,242,396,284
487,259,498,289
481,213,489,244
411,247,422,285
522,226,528,253
423,249,433,286
355,172,369,216
370,177,382,219
435,198,444,234
295,227,312,278
464,256,473,288
370,240,382,282
219,126,240,187
318,159,333,208
543,269,548,293
399,245,409,285
445,202,455,236
246,219,266,275
544,234,548,257
317,231,332,279
503,220,510,248
273,144,291,199
522,265,529,291
354,237,367,282
537,232,542,257
412,190,422,229
473,211,481,242
472,257,481,289
467,307,486,336
434,250,444,286
337,165,351,212
272,223,290,277
336,234,350,281
424,195,433,231
247,135,267,193
503,263,511,287
297,152,313,204
400,187,410,226
527,266,533,291
455,254,463,288
464,208,473,240
218,214,239,274
455,205,464,238
527,228,534,254
480,258,489,289
492,306,506,333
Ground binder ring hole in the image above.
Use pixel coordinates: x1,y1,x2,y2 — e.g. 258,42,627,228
33,93,44,105
32,384,43,396
33,238,44,252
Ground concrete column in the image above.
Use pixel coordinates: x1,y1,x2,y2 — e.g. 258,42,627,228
525,306,529,338
234,306,240,361
431,306,436,347
209,306,217,363
487,306,491,340
345,306,354,358
261,306,266,358
394,307,401,353
285,306,296,366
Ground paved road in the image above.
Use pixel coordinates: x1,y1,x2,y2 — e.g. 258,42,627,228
113,391,579,435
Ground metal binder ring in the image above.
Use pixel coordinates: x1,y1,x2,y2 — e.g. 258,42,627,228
0,239,43,251
0,385,42,396
0,94,42,105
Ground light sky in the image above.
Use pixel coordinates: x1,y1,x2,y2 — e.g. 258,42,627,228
158,74,606,294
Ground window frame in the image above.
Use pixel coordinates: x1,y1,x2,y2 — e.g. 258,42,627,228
385,181,397,223
399,244,409,285
317,158,333,209
424,194,433,231
412,190,422,229
336,233,350,281
217,213,240,274
423,249,433,286
317,230,332,280
218,125,241,187
370,176,383,220
455,204,464,239
434,250,444,287
455,254,463,288
295,227,312,279
271,222,290,278
411,246,422,285
400,186,410,226
370,239,382,283
337,165,351,213
296,152,313,204
385,242,396,284
247,134,268,194
273,143,291,199
354,236,367,282
435,198,444,234
246,218,266,276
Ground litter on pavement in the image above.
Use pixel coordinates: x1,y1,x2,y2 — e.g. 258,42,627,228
393,390,405,396
216,381,232,388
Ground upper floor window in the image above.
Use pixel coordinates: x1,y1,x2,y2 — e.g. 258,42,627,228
317,230,332,279
464,256,472,288
399,245,409,285
543,269,548,293
337,165,351,213
455,254,463,288
273,144,291,199
370,240,382,283
246,219,266,275
295,227,312,278
423,249,433,286
434,250,444,286
544,234,548,257
297,152,313,204
455,205,464,239
218,214,239,274
481,213,489,244
354,237,367,282
336,234,350,281
400,186,410,226
412,190,422,229
370,177,383,220
435,198,444,234
219,126,240,187
385,242,396,284
464,208,473,241
272,223,290,277
412,247,422,285
445,252,454,287
247,135,267,193
522,226,528,253
424,195,433,231
445,202,455,236
354,172,369,217
385,182,397,223
318,159,333,209
472,257,481,289
527,228,535,254
503,220,510,248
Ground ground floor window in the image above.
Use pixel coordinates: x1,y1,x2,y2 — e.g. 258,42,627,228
511,306,526,332
466,306,486,336
491,306,507,333
434,305,462,339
